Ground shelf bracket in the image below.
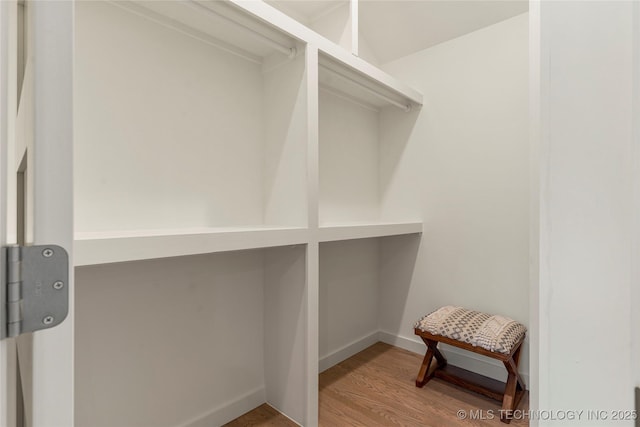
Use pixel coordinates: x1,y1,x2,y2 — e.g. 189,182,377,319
1,245,69,339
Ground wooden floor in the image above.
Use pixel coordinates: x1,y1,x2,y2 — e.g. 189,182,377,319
225,342,529,427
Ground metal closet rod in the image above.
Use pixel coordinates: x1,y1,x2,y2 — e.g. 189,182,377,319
320,64,412,112
187,0,297,59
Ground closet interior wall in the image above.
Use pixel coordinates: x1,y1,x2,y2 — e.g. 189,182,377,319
319,239,380,371
74,3,307,233
265,0,354,53
379,13,530,383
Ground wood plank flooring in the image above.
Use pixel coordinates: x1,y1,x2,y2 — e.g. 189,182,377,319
225,342,529,427
225,404,295,426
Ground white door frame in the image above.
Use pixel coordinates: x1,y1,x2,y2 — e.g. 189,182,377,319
30,1,74,426
0,0,18,424
1,1,74,426
531,0,639,422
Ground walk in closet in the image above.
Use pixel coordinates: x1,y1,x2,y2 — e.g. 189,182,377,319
7,0,638,424
72,1,423,426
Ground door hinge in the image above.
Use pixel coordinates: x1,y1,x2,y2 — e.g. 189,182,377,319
1,245,69,339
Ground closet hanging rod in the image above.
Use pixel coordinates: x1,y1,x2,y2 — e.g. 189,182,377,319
187,1,297,58
319,64,412,112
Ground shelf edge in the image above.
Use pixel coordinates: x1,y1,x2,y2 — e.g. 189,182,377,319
74,228,309,266
318,222,423,243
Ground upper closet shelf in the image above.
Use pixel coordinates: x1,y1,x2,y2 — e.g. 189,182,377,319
318,54,414,111
319,222,423,243
231,0,422,108
111,0,300,62
74,226,308,266
116,0,422,109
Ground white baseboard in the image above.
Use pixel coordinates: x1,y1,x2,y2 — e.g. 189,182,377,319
378,331,530,386
179,386,266,427
378,330,425,354
319,331,381,372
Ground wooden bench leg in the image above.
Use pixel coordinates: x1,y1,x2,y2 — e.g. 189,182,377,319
424,338,447,369
415,338,447,387
500,344,524,424
415,346,434,387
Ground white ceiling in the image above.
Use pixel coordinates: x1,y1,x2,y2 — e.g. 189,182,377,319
360,1,528,64
268,1,528,65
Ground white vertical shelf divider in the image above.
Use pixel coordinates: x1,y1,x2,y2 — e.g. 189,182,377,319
305,43,320,427
351,0,359,57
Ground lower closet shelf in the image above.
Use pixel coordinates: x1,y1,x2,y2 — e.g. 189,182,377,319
74,226,309,266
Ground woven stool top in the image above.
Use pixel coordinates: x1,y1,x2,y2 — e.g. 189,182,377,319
414,306,526,354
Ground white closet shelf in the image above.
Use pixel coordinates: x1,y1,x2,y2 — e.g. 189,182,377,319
114,0,300,61
74,226,308,266
120,0,422,108
233,0,421,110
318,221,422,242
231,0,423,106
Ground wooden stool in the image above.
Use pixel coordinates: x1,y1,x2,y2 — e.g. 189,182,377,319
414,306,527,424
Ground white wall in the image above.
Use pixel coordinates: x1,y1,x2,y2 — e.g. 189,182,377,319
319,90,379,224
74,1,264,232
357,33,380,67
263,52,308,227
264,245,307,424
319,239,380,370
535,2,635,423
75,252,266,427
379,13,530,380
309,3,351,52
265,1,352,53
